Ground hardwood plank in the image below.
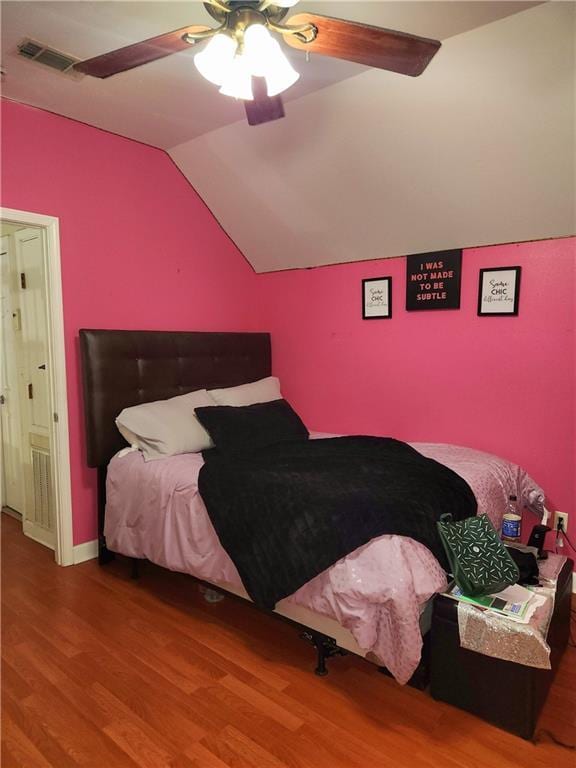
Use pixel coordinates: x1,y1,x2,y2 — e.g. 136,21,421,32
8,641,110,732
13,690,128,768
201,725,289,768
2,592,83,658
1,687,78,768
1,659,33,702
220,675,304,732
199,682,400,768
185,741,235,768
89,678,206,750
102,718,173,768
1,712,54,768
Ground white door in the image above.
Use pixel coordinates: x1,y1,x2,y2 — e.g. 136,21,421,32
14,227,54,548
0,235,25,513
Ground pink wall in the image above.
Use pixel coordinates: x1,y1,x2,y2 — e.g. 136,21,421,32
259,239,576,555
2,98,574,560
1,99,262,545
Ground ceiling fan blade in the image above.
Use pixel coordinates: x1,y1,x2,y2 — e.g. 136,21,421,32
74,25,212,78
282,14,441,77
244,78,285,126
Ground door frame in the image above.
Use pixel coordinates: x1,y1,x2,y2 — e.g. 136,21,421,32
1,207,73,566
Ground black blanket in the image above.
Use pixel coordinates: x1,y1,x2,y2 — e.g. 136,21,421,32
198,437,477,610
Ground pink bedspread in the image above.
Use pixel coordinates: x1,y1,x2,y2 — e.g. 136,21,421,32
105,438,544,684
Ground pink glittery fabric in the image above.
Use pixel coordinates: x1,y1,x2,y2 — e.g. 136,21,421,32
105,438,544,684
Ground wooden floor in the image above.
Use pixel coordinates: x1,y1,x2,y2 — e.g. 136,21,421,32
2,514,574,768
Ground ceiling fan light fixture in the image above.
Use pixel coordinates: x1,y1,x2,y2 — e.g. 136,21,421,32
219,53,254,100
194,32,237,86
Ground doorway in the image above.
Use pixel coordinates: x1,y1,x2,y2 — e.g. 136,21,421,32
0,208,73,565
1,223,55,547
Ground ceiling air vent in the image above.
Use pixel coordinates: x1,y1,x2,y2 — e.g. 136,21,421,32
17,39,81,75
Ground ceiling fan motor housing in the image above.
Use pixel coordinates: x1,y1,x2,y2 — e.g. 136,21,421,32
203,1,290,26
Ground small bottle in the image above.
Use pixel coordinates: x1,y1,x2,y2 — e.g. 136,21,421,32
502,495,521,541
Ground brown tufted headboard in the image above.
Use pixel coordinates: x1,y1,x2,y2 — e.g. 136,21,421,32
80,329,271,468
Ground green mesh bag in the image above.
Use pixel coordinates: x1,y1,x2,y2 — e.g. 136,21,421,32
437,513,520,597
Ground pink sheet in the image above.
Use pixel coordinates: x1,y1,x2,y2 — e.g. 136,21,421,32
105,438,544,684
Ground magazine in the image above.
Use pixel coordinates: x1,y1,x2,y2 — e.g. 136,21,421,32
443,582,544,624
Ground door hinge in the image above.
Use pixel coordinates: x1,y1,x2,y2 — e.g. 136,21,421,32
28,383,33,399
53,412,59,423
0,395,5,405
20,272,27,289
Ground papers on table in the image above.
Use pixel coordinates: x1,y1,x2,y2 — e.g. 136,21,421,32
444,582,546,624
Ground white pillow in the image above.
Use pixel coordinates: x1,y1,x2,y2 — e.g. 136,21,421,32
209,376,281,407
115,389,216,461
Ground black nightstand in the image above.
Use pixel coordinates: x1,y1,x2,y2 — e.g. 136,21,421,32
430,558,573,739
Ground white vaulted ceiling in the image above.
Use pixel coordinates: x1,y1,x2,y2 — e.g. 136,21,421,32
170,2,575,271
1,1,574,271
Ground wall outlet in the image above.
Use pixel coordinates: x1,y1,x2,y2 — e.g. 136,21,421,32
554,511,569,532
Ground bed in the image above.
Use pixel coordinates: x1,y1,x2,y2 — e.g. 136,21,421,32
80,328,546,685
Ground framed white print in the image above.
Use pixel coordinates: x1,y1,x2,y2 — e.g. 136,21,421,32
478,267,521,316
362,277,392,319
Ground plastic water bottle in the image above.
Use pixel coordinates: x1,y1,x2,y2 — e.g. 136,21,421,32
502,495,521,541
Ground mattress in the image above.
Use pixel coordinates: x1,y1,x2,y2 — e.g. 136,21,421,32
105,436,544,684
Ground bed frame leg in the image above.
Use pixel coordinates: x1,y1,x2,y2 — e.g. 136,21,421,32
97,466,115,565
98,538,115,565
316,645,328,677
300,630,347,676
130,558,140,580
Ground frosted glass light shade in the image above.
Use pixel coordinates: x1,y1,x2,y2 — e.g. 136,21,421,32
219,55,254,100
194,34,237,86
263,41,300,96
243,24,274,77
243,24,300,97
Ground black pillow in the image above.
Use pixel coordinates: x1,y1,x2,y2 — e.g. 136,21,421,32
195,399,309,455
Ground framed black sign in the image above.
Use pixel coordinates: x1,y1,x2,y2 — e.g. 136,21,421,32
406,250,462,311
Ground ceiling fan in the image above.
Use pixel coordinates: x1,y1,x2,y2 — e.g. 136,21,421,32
74,0,441,126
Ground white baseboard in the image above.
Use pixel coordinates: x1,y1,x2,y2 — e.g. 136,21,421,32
72,539,98,564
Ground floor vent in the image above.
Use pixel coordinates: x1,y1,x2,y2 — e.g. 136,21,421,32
17,39,81,75
31,447,53,531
